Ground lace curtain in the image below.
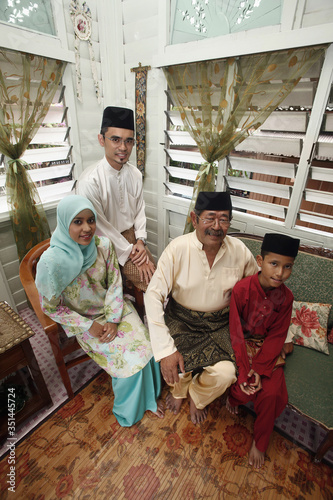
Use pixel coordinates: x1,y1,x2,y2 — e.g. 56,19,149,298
164,45,326,233
0,49,66,260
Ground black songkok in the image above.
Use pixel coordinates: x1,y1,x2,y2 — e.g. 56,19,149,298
194,191,232,213
261,233,300,258
101,106,134,132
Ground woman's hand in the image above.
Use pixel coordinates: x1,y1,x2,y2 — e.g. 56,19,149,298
89,321,117,342
99,322,118,343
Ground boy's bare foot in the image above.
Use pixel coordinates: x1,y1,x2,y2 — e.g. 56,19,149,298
166,392,183,414
226,396,238,415
151,399,165,419
248,440,265,468
189,395,208,424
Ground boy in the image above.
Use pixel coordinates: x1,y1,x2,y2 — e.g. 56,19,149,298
226,233,300,468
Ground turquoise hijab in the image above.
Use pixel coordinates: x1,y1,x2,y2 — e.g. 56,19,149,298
36,195,98,300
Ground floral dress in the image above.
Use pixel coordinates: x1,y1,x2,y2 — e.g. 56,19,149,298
40,236,153,378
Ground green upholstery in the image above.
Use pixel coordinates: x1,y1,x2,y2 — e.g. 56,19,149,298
284,344,333,428
231,234,333,431
234,236,333,329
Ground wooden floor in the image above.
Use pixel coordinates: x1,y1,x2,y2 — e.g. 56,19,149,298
0,372,332,499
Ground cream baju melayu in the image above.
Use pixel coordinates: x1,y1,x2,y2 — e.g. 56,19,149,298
144,231,258,409
76,157,147,266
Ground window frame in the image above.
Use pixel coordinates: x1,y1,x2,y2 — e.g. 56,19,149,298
0,0,82,224
157,2,333,249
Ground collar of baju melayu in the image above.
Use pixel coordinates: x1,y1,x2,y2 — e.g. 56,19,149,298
192,230,227,257
103,156,129,175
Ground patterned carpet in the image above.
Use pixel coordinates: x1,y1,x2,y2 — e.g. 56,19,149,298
0,371,332,499
0,307,100,459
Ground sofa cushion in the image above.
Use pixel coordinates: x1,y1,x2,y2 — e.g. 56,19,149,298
288,301,331,354
284,343,333,428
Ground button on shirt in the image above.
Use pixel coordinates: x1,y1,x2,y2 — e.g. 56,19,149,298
144,232,258,361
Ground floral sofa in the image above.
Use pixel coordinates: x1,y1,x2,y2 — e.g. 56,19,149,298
229,233,333,463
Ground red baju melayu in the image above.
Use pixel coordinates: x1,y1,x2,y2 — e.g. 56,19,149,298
228,272,293,452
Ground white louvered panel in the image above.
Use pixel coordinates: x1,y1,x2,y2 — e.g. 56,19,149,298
167,81,315,110
310,166,333,182
169,211,187,228
304,189,333,205
260,111,307,133
274,82,315,108
166,110,183,127
30,127,68,144
166,131,196,146
22,146,71,164
0,164,73,188
37,180,75,203
236,133,302,157
29,164,73,182
324,113,333,132
298,213,333,228
165,182,193,199
231,196,286,219
0,180,74,213
167,109,308,134
43,105,67,124
165,166,198,182
2,103,66,125
226,176,291,199
166,110,218,128
165,148,205,165
316,135,333,161
228,156,296,178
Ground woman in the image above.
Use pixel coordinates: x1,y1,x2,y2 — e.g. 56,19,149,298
36,195,164,426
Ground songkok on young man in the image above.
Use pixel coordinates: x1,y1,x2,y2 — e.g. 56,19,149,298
145,191,258,424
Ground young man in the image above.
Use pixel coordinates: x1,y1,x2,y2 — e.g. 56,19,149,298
76,106,155,290
145,191,258,425
226,233,300,469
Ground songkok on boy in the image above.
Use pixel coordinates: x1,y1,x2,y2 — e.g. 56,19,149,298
195,191,232,213
262,233,300,258
101,106,135,132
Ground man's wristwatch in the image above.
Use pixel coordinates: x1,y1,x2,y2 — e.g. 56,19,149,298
137,237,146,246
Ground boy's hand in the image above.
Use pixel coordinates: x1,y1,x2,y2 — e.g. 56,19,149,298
240,381,256,395
247,369,262,393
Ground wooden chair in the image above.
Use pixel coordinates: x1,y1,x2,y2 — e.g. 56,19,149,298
122,276,145,321
19,238,90,399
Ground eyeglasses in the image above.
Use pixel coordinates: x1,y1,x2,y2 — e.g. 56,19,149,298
103,135,136,147
197,216,231,227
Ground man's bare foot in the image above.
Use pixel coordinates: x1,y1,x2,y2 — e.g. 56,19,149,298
151,399,165,419
226,396,238,415
166,392,183,415
189,395,208,425
248,440,265,468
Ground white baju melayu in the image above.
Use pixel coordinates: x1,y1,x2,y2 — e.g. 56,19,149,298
76,157,147,266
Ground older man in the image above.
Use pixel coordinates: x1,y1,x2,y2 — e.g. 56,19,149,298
76,106,155,290
144,191,258,424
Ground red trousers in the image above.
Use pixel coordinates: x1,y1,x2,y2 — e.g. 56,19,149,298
228,367,288,452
